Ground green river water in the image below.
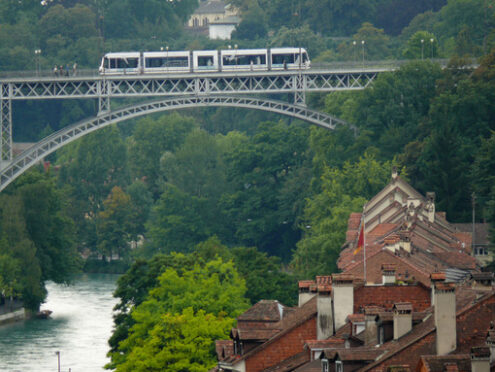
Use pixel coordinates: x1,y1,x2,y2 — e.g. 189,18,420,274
0,274,119,372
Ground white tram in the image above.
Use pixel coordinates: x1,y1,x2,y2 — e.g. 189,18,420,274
99,47,310,75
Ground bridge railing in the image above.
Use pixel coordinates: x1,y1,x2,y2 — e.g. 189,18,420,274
0,58,466,79
0,68,101,79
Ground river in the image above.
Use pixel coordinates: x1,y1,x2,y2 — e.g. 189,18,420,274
0,274,119,372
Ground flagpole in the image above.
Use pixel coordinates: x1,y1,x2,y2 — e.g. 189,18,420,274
363,206,366,284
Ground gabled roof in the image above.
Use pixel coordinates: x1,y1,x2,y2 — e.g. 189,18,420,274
237,300,285,322
193,0,226,14
419,354,472,372
262,351,310,372
224,296,317,368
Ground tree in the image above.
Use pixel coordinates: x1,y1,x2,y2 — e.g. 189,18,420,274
111,257,249,371
220,121,310,257
353,61,442,160
15,170,79,284
291,153,393,278
107,252,200,367
58,125,129,250
96,186,135,261
232,246,297,306
128,113,197,198
402,31,437,59
232,1,267,40
269,25,326,58
145,184,210,255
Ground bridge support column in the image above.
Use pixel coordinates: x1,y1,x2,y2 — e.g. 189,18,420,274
0,83,13,165
98,79,111,115
293,74,307,107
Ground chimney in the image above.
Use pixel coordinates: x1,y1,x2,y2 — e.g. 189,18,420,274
434,282,456,355
298,280,316,307
316,276,333,340
430,272,446,306
425,192,436,223
487,322,495,363
332,273,354,331
471,346,491,372
393,302,412,340
364,306,380,346
392,166,398,180
382,264,396,285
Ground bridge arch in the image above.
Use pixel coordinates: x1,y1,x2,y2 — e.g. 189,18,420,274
0,95,353,192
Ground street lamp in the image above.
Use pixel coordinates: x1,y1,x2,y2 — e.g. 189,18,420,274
361,40,365,68
421,39,424,60
55,351,60,372
430,38,434,59
353,40,357,63
34,49,41,76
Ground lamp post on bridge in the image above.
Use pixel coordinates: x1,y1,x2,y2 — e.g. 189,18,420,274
430,38,434,59
361,40,365,69
34,49,41,76
353,40,357,64
421,39,424,60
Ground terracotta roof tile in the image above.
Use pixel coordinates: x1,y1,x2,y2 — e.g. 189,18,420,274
294,359,321,372
430,272,446,281
237,300,284,322
324,348,384,361
215,340,234,361
305,339,346,349
347,313,365,322
299,280,315,289
420,355,471,372
262,351,310,372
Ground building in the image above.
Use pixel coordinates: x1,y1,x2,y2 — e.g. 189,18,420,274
214,273,495,372
213,168,494,372
187,0,240,40
339,168,479,285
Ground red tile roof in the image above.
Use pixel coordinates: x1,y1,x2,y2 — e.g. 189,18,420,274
419,355,471,372
237,300,284,322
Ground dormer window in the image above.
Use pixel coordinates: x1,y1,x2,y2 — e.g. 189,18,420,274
322,359,329,372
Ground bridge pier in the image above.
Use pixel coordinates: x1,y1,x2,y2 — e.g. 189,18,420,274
98,80,111,115
0,92,13,163
293,74,307,107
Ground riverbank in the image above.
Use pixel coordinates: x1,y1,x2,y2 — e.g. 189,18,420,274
0,308,26,326
83,257,130,274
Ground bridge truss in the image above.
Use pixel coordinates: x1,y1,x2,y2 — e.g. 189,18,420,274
0,68,383,188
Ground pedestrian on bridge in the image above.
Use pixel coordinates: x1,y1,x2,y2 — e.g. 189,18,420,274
72,62,77,76
53,65,58,77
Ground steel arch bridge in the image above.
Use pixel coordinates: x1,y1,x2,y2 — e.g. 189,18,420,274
0,67,386,190
0,95,356,191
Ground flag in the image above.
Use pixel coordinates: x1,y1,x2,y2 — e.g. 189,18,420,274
353,217,364,255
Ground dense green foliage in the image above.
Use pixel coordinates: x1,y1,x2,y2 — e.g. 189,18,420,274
0,170,79,310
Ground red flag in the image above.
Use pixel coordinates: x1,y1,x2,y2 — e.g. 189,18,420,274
353,222,364,255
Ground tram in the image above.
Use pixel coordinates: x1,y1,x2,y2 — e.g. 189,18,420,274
99,47,310,75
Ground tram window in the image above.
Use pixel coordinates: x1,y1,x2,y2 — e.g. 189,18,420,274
198,56,214,67
223,54,266,66
111,58,138,69
272,53,295,64
303,53,308,62
167,57,189,67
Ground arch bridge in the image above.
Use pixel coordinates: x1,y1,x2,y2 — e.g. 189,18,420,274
0,67,387,191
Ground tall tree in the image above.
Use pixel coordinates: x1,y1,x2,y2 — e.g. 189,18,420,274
111,257,248,372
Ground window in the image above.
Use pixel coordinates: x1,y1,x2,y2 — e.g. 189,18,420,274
336,360,343,372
